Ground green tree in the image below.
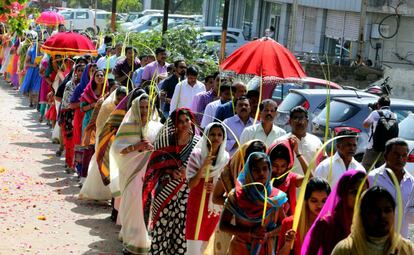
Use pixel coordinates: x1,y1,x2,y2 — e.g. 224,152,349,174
68,0,142,12
0,0,29,36
117,27,218,79
151,0,203,14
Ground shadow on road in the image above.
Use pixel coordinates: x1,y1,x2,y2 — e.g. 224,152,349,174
3,83,122,254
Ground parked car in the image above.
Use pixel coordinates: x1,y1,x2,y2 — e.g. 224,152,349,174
275,89,378,132
312,97,414,161
121,10,165,30
398,113,414,176
248,76,343,104
126,14,199,33
198,31,247,56
203,26,247,42
59,9,111,34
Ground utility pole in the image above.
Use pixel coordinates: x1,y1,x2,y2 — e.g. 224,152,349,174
162,0,170,46
287,0,298,52
220,0,230,63
358,0,368,59
111,0,117,32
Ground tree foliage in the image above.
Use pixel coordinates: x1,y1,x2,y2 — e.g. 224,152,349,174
116,27,218,79
0,0,30,36
151,0,204,14
68,0,142,13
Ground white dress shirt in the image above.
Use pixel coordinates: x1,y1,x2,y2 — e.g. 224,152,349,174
368,165,414,238
240,123,286,148
201,99,226,129
314,152,366,187
169,79,205,114
275,132,324,175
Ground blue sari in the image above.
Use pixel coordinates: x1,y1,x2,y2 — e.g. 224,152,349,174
20,43,41,94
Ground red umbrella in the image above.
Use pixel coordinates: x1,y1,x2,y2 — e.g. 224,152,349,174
220,37,306,79
41,32,97,56
36,11,65,26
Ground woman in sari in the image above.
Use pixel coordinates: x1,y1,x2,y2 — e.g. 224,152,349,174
143,108,200,255
38,55,51,122
80,69,107,134
219,152,287,255
59,64,85,170
78,87,126,201
185,122,229,254
301,170,368,255
212,140,266,255
6,35,19,89
110,94,163,254
332,186,414,255
19,34,42,108
277,177,331,255
268,138,309,216
70,63,97,145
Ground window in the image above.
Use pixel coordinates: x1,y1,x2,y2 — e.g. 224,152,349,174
96,14,110,20
318,100,359,122
61,12,73,20
393,109,413,123
272,83,300,101
75,12,89,19
148,17,161,26
399,114,414,140
226,36,237,43
278,93,306,112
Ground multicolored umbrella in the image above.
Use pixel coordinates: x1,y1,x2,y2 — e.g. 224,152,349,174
41,32,97,56
36,11,65,26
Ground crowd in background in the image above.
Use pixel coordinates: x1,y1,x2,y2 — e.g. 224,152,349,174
1,24,414,255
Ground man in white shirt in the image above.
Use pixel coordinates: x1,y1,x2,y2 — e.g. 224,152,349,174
368,138,414,238
275,106,324,175
200,82,232,129
362,96,397,170
169,66,206,114
240,99,286,147
314,128,365,187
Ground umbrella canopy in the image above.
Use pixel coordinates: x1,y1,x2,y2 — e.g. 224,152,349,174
41,32,97,56
220,37,306,79
36,11,65,26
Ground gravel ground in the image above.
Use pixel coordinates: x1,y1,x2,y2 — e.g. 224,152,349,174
0,80,122,254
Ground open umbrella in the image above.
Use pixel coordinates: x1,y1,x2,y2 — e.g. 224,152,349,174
36,11,65,26
41,32,97,56
221,37,306,79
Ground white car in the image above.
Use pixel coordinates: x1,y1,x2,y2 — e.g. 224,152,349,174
203,27,247,43
200,31,247,57
125,14,200,33
398,113,414,176
59,9,111,34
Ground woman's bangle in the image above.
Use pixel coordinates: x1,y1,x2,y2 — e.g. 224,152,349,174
296,154,303,158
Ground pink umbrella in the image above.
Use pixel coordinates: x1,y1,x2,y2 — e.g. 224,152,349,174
36,11,65,26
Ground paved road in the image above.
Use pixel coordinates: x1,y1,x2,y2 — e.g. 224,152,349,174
0,81,122,254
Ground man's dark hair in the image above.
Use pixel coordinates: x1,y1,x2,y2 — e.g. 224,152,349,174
246,89,259,99
139,55,148,61
219,82,231,94
384,138,408,156
378,95,391,107
259,99,277,112
186,66,199,76
124,46,137,55
204,74,215,83
290,106,308,119
155,47,166,55
174,59,185,68
104,35,113,44
235,96,249,106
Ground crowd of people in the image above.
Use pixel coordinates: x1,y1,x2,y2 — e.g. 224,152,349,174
1,25,414,255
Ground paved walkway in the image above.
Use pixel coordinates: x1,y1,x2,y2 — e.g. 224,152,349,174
0,80,122,254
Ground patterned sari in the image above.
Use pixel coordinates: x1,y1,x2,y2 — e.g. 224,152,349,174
224,152,287,255
143,108,200,255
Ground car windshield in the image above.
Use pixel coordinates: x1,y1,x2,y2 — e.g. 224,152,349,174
60,12,73,19
318,100,359,122
132,15,151,25
278,93,306,112
399,115,414,140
